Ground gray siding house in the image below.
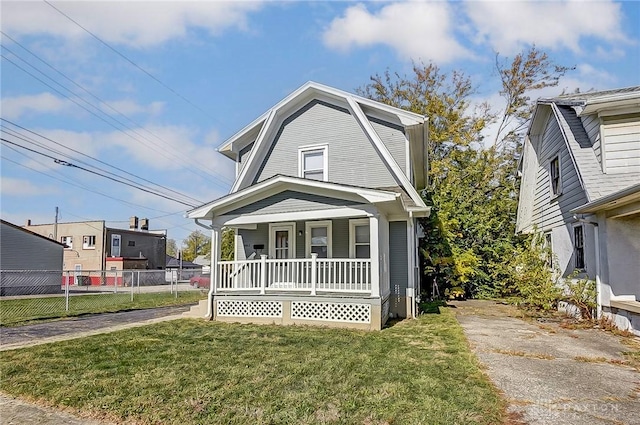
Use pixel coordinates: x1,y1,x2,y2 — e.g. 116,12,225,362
1,219,64,295
516,87,640,335
187,82,430,330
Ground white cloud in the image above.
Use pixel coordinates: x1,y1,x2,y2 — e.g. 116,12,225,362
322,2,471,62
1,93,73,120
0,177,59,197
2,1,264,48
465,0,628,55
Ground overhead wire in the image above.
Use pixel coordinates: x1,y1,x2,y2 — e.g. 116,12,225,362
1,32,234,186
1,137,198,207
42,0,217,122
0,52,232,192
1,120,204,205
1,154,174,214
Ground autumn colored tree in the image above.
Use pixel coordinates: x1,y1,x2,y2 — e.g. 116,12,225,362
359,47,571,298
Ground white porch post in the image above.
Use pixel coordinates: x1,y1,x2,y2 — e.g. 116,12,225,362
370,214,380,298
311,253,318,295
260,254,267,294
207,226,221,319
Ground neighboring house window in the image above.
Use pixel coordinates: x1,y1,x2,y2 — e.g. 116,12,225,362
305,220,332,258
574,225,585,270
349,219,370,259
550,156,561,196
298,145,328,181
544,232,553,268
61,236,72,249
128,240,135,247
83,235,96,249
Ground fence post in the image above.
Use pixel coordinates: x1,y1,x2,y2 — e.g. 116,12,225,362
137,271,140,294
64,270,70,312
131,271,134,302
114,271,118,293
310,253,317,296
260,255,267,295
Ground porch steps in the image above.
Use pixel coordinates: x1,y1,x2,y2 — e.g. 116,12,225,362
182,299,209,319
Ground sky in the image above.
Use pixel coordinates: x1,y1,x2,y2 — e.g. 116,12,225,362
1,0,639,246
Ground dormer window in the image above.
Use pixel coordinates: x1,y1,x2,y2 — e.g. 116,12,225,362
299,145,328,181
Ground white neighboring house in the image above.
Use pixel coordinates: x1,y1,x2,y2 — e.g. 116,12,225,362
516,86,640,335
187,81,430,330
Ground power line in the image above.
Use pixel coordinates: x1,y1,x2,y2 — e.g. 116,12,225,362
0,154,174,214
1,137,198,207
0,53,232,192
1,120,203,205
42,0,216,122
1,32,234,186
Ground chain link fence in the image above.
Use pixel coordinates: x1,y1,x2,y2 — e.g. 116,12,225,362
1,269,206,326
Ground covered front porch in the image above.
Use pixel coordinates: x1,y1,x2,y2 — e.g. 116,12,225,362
187,176,429,330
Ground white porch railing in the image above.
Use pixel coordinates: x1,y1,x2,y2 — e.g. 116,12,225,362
217,255,372,295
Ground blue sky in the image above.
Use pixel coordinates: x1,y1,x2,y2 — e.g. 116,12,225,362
1,0,639,245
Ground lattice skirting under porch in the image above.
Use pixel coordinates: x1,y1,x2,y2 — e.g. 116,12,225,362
291,301,371,323
217,300,283,318
213,297,382,329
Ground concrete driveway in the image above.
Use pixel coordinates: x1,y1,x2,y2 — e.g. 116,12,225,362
452,300,640,425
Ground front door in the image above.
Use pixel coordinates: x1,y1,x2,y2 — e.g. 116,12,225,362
270,223,295,287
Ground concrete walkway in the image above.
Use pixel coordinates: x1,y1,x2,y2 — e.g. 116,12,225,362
452,300,640,425
0,305,192,351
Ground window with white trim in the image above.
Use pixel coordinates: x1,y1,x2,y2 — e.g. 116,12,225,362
305,220,332,258
83,235,96,249
61,236,73,249
349,219,370,259
298,145,328,181
574,225,585,270
550,156,561,197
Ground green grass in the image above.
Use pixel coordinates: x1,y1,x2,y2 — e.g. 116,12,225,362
0,308,506,424
0,291,206,326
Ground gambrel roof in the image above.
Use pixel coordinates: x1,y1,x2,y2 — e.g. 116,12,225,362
216,81,429,205
528,86,640,204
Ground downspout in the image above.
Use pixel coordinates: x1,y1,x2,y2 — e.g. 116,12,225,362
195,219,216,319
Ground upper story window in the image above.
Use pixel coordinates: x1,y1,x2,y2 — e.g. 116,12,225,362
549,156,561,197
349,219,370,259
61,236,72,249
83,235,96,249
305,220,332,258
574,225,585,270
298,145,328,181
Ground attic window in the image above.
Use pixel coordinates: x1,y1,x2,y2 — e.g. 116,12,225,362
299,145,328,181
549,156,561,197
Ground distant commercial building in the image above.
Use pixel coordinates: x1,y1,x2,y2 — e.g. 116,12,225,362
24,217,167,278
0,219,64,295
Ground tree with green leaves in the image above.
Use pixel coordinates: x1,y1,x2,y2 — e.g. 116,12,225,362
166,238,177,257
359,47,571,298
181,230,211,262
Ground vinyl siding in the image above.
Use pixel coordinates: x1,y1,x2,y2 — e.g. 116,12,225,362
0,222,63,295
581,114,602,167
530,116,588,231
225,191,363,216
254,100,399,188
237,219,352,260
238,223,269,259
369,116,407,175
602,117,640,174
1,222,63,271
389,221,408,296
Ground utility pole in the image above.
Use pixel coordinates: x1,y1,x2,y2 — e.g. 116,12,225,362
54,206,59,242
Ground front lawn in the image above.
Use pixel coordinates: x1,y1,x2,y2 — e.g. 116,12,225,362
0,308,506,424
0,291,206,326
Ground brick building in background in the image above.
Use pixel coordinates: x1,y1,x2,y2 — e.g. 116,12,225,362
24,217,166,277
